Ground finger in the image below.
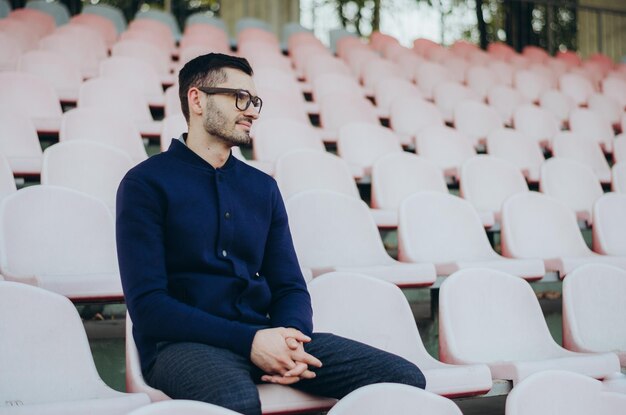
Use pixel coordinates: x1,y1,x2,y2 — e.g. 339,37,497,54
261,374,301,385
299,369,317,379
285,337,300,350
284,361,308,377
292,350,323,368
282,328,311,343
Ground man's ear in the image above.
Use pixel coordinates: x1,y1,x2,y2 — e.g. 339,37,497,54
188,88,203,117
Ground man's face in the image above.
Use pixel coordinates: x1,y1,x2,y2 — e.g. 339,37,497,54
202,68,260,147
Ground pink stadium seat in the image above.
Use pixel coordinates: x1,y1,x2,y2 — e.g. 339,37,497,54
78,78,162,138
0,31,21,71
309,273,492,398
433,82,481,123
460,155,529,222
179,32,230,54
592,193,626,257
487,42,516,60
39,33,101,79
501,192,626,277
0,112,43,175
487,61,515,86
304,55,351,84
312,72,365,104
528,63,557,88
514,69,550,102
8,8,55,38
505,370,626,415
552,132,611,184
286,190,436,287
373,77,422,116
70,13,118,48
0,186,124,300
389,97,445,147
438,268,621,384
344,48,379,82
361,58,402,91
466,66,497,100
398,192,544,279
569,108,615,153
275,150,394,228
19,49,82,103
440,56,469,84
0,153,16,201
337,122,403,178
601,77,626,109
124,314,337,414
60,108,148,164
126,19,175,53
128,400,241,415
252,118,325,175
413,37,439,56
562,264,626,367
559,73,594,106
0,18,39,52
587,93,622,127
416,125,476,180
613,162,626,193
100,56,165,107
556,50,582,67
392,53,424,82
487,85,527,126
318,91,379,143
0,282,149,414
522,45,549,64
159,114,187,152
513,104,560,149
255,88,311,127
415,61,453,100
539,89,575,127
0,72,62,134
112,39,175,85
486,128,545,183
540,158,603,225
371,152,448,223
164,84,182,117
453,101,503,147
54,24,108,60
41,141,134,212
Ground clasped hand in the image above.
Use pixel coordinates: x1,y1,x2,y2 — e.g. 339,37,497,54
250,327,322,385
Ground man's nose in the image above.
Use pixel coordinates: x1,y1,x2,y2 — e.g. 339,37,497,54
244,105,260,119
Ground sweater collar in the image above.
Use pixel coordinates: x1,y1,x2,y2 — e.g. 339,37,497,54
168,134,237,172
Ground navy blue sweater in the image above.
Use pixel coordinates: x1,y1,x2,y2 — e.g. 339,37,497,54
116,138,313,374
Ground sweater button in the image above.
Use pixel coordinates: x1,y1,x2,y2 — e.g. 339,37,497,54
224,212,231,219
222,250,228,257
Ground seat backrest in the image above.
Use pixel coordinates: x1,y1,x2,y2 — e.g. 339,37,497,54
539,89,575,124
514,69,550,102
0,153,16,202
0,186,118,278
562,264,626,355
285,190,392,268
434,82,480,122
486,128,544,182
111,39,170,76
78,78,154,124
70,13,118,47
615,134,626,164
460,155,528,215
371,152,447,210
390,96,444,137
18,49,82,91
252,118,325,163
513,104,559,146
100,56,164,97
304,55,351,83
160,114,187,152
592,193,626,256
128,400,241,415
415,61,452,99
466,65,497,99
439,268,560,363
255,88,310,125
0,112,43,171
337,122,402,170
313,72,363,103
185,16,228,34
453,101,503,146
361,58,402,89
82,4,127,34
501,192,591,259
559,73,594,106
613,162,626,193
552,131,611,181
60,107,148,163
134,9,181,40
398,192,495,263
540,158,603,218
0,282,107,405
41,141,134,211
164,84,182,117
486,85,526,125
374,77,422,111
275,150,359,201
319,91,379,132
588,93,621,125
505,370,626,415
9,7,55,37
26,0,70,25
0,32,21,71
0,72,62,119
415,125,476,172
310,272,432,366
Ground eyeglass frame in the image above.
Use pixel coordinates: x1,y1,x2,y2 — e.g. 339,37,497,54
197,87,263,114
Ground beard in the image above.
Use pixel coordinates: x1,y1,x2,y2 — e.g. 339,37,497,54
203,101,252,146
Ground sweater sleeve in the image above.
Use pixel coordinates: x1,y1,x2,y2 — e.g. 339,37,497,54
116,176,259,357
261,182,313,335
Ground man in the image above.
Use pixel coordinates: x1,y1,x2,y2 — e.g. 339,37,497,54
116,53,425,415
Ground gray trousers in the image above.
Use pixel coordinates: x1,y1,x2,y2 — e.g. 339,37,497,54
146,332,426,415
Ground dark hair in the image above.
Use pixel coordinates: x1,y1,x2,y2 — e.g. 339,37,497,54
178,53,254,122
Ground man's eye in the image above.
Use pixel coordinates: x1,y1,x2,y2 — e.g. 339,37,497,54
237,91,249,101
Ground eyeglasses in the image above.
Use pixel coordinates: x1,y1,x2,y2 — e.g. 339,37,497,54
198,87,263,114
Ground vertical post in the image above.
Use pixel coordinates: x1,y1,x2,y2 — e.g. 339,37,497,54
546,4,555,55
597,12,603,53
